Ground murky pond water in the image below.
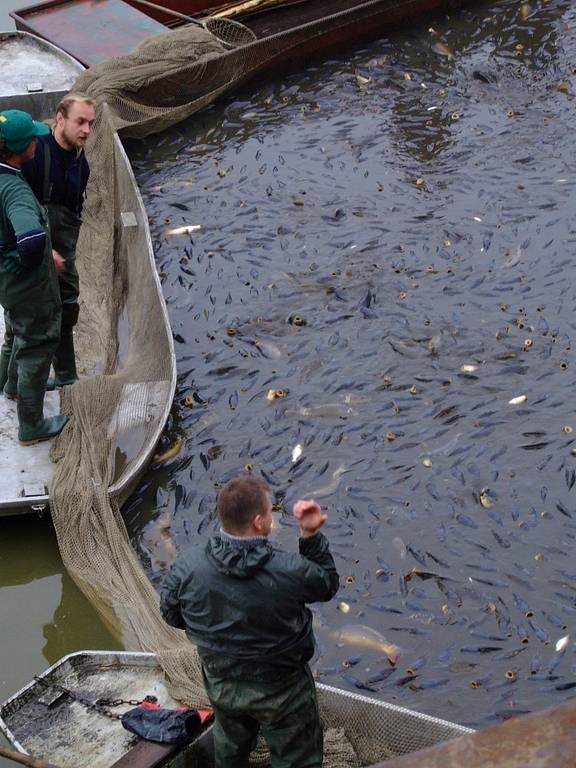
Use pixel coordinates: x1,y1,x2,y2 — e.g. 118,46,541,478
0,517,121,766
1,0,576,760
127,0,576,729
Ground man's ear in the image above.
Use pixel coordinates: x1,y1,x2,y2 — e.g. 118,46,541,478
253,513,264,533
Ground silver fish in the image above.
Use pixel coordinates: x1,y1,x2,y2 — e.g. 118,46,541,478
431,40,454,59
332,624,400,664
310,465,349,498
299,403,358,418
291,444,303,463
167,224,201,235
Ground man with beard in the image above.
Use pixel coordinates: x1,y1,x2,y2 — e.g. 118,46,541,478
0,93,96,396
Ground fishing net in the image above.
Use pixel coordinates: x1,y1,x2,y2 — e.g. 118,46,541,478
45,7,470,767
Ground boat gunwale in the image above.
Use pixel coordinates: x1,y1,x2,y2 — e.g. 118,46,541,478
107,132,177,507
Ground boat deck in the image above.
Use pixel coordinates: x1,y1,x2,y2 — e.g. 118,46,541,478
0,651,184,768
0,30,82,115
11,0,169,66
0,312,60,515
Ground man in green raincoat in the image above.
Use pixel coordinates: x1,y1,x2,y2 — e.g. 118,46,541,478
0,109,68,444
160,475,339,768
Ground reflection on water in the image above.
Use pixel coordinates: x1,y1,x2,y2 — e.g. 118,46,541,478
0,517,122,767
42,569,123,665
127,0,576,727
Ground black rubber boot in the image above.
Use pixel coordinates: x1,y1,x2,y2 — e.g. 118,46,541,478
3,348,17,400
48,331,79,389
17,395,68,445
0,347,11,392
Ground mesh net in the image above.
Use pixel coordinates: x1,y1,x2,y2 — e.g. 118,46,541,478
46,11,469,767
49,25,229,713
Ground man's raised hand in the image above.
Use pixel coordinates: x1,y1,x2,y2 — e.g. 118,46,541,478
293,499,327,538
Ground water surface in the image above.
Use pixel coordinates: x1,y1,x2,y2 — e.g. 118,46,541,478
1,1,576,764
128,0,576,728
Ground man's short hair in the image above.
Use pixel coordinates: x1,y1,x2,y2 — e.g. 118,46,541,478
217,475,270,534
56,93,96,118
0,141,12,163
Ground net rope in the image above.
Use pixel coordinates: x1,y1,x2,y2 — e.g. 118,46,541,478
45,6,461,764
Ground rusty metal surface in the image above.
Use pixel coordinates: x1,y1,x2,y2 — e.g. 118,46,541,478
367,701,576,768
11,0,168,66
110,741,179,768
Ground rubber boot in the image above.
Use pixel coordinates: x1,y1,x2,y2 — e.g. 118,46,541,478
0,347,11,392
47,331,79,390
17,395,68,446
3,348,17,401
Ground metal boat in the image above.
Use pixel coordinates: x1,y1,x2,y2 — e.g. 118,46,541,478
0,30,177,517
0,31,82,516
0,650,473,768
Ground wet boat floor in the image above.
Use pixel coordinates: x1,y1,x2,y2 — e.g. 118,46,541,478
0,311,60,513
127,0,576,729
2,654,179,768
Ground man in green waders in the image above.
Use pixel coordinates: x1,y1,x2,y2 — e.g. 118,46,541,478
160,475,339,768
15,93,95,391
0,110,68,444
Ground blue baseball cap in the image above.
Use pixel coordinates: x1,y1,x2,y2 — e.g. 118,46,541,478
0,109,50,154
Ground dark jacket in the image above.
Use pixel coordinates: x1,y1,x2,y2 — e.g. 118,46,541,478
0,164,48,271
160,531,339,680
22,133,89,216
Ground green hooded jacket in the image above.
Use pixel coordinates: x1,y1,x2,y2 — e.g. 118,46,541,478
160,531,339,681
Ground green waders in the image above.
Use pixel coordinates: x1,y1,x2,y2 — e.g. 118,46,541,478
4,143,82,395
0,310,11,391
0,236,66,443
201,665,323,768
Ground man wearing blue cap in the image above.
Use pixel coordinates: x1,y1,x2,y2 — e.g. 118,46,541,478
0,109,68,444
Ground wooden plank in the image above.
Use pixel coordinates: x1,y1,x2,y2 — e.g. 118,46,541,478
110,740,180,768
366,700,576,768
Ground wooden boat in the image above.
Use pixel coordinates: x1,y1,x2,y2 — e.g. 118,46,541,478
0,650,473,768
0,31,177,517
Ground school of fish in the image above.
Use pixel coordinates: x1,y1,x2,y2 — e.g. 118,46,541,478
128,0,576,728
